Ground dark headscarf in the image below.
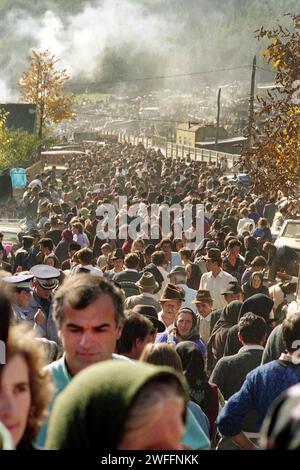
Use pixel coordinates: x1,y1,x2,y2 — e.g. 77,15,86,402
46,361,187,450
239,293,274,322
242,272,269,300
176,341,211,411
223,294,274,357
209,300,243,339
186,263,201,290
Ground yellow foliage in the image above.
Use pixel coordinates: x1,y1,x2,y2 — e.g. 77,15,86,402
19,49,76,137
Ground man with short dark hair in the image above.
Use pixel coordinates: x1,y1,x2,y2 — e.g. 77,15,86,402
222,239,245,282
46,216,63,247
117,312,153,359
113,253,141,283
74,247,103,277
199,248,237,310
159,239,182,272
38,237,55,264
14,235,35,272
211,313,267,449
61,241,81,271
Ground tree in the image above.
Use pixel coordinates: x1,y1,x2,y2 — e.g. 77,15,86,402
19,49,76,138
241,14,300,198
0,109,56,170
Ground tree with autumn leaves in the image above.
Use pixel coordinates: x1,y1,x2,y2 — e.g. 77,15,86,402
241,13,300,199
19,49,76,139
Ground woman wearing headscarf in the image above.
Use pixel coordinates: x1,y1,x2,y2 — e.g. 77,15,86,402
158,308,206,358
223,294,274,357
206,300,243,374
176,341,221,443
242,272,269,300
186,262,201,290
46,361,188,450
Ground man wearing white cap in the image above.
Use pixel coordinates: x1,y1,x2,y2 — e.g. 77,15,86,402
28,264,61,344
3,273,34,324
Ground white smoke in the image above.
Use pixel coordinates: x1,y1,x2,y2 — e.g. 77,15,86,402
13,1,177,79
0,0,298,101
0,80,16,103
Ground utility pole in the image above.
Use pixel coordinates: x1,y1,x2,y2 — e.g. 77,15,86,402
215,87,221,166
248,55,257,148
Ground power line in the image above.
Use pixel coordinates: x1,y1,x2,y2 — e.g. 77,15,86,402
10,63,272,91
256,65,275,74
63,65,252,88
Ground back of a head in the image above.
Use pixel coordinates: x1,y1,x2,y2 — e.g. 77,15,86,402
282,312,300,353
40,238,54,252
151,251,167,266
117,312,153,354
238,312,267,345
140,343,183,373
124,253,139,270
239,294,273,322
77,247,93,265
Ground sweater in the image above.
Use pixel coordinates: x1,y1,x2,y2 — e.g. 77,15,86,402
217,359,300,436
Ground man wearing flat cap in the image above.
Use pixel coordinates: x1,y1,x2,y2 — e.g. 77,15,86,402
125,272,161,312
27,264,61,344
156,284,185,341
193,289,220,345
199,248,237,310
3,273,34,324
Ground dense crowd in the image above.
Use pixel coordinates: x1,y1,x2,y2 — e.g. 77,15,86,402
0,140,300,450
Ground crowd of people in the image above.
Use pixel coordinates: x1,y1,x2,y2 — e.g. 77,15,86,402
0,140,300,451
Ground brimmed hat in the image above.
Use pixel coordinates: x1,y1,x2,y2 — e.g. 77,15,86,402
203,248,222,262
132,305,165,332
3,273,34,289
30,264,60,290
135,272,159,291
167,266,187,278
192,289,213,304
160,284,185,302
111,248,125,260
222,282,242,296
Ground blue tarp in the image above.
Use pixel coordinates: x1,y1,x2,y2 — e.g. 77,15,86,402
10,168,27,189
